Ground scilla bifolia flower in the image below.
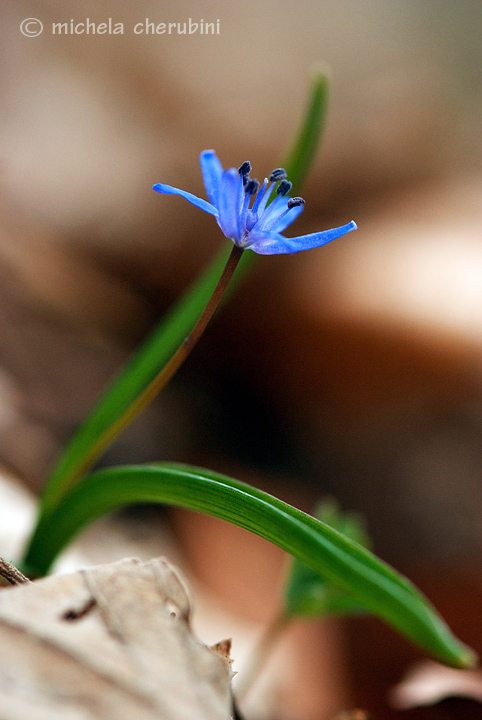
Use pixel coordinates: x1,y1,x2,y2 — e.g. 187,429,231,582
153,150,356,254
138,150,356,414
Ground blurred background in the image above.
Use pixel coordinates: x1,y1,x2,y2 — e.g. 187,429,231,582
1,1,482,718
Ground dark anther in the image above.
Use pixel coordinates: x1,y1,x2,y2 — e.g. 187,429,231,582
238,161,251,181
276,180,292,196
269,168,287,183
287,197,305,209
245,178,260,195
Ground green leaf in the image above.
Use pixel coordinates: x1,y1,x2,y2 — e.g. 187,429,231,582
281,65,330,191
38,246,233,519
23,463,476,669
283,498,370,618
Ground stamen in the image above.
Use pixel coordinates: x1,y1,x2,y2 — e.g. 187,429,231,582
251,178,268,215
245,178,260,196
238,161,251,185
256,182,275,215
269,168,287,183
276,180,292,196
240,189,252,231
287,197,305,209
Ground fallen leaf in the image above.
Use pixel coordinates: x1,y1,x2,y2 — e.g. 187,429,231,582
0,556,232,719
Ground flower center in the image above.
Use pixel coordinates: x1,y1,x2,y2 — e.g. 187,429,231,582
236,162,304,242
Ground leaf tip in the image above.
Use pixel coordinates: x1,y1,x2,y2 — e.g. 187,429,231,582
458,645,479,670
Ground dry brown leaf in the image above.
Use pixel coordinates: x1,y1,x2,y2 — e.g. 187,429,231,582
0,557,232,719
390,659,482,709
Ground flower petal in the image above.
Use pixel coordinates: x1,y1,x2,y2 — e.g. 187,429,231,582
246,220,357,255
153,184,218,217
200,150,223,206
216,169,243,242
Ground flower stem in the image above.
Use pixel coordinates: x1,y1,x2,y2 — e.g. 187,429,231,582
118,243,244,420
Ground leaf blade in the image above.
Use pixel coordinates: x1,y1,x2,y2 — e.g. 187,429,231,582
24,463,476,670
281,65,330,191
38,246,232,517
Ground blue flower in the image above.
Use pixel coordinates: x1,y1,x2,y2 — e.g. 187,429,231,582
153,150,356,255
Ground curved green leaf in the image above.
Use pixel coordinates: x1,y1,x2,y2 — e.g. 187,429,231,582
281,65,330,190
38,247,232,518
23,463,475,669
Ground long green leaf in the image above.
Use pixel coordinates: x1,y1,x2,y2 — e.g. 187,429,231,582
38,246,232,518
281,65,330,190
23,463,475,669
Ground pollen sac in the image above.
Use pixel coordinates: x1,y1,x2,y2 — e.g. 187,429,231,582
245,178,260,195
269,168,288,183
238,161,252,185
276,180,292,196
287,197,305,209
